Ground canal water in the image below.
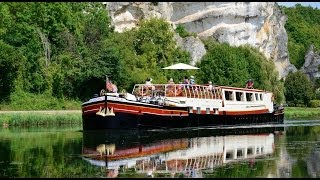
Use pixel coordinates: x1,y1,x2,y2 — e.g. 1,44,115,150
0,120,320,178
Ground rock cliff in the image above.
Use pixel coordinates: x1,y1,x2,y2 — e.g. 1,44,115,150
301,45,320,82
103,2,297,79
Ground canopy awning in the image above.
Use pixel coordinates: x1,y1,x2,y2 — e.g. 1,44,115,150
162,63,199,70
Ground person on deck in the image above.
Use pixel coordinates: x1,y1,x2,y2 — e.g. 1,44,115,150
246,79,254,89
145,77,155,91
207,81,213,91
190,76,195,85
168,78,175,84
167,78,176,96
183,76,189,84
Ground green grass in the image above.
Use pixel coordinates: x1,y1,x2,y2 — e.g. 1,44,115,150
0,111,82,127
285,107,320,120
0,91,81,111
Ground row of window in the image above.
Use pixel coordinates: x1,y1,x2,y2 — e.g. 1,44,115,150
226,146,265,160
224,90,264,102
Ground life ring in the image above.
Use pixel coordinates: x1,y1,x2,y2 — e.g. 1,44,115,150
100,89,106,96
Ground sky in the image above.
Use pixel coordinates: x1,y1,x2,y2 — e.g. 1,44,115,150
277,2,320,9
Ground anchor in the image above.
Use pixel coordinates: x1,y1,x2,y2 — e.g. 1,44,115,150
96,106,104,116
96,106,115,117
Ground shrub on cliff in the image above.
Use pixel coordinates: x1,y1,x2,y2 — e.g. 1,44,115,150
282,4,320,69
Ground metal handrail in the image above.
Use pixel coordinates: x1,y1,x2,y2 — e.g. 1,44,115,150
132,84,222,99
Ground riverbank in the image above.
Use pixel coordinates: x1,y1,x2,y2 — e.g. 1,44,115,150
0,110,82,127
284,107,320,120
0,107,319,128
0,91,81,111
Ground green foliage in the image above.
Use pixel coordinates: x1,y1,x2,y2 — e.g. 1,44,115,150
175,24,192,38
309,100,320,108
315,87,320,99
284,71,314,106
0,2,292,109
0,41,25,102
282,5,320,69
98,18,191,91
197,40,284,103
0,112,81,127
0,90,81,110
285,107,320,119
0,2,113,104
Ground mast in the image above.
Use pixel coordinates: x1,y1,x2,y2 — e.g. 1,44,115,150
105,75,108,112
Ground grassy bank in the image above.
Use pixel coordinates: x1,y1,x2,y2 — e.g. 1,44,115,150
0,111,82,127
1,107,319,128
0,91,82,111
285,107,320,120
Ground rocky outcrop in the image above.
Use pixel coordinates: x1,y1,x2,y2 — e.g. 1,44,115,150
301,45,320,81
174,34,206,66
103,2,297,79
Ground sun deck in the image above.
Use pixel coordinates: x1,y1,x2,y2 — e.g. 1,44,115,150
132,84,223,99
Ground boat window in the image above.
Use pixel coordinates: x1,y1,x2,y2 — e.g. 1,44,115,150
225,90,234,101
236,92,244,101
255,93,259,101
237,149,244,158
247,147,254,156
226,150,234,160
256,147,260,154
260,94,263,101
246,92,253,102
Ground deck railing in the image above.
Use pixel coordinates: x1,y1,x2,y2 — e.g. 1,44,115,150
132,84,222,100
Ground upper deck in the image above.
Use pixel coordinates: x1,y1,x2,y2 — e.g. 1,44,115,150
132,84,222,99
132,84,270,100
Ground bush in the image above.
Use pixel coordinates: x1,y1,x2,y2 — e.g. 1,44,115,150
310,100,320,108
284,71,314,106
175,24,192,38
196,40,285,103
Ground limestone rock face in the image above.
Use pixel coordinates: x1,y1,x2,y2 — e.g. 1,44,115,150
104,2,297,79
174,34,207,66
301,45,320,81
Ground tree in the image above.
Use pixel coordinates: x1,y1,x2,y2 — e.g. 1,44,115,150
0,41,25,102
196,40,284,103
284,71,314,106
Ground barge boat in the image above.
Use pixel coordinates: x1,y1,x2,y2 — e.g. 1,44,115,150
82,80,284,130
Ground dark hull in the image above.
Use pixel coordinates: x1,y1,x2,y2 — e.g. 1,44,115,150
82,110,284,130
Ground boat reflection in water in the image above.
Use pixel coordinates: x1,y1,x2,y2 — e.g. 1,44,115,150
82,127,284,178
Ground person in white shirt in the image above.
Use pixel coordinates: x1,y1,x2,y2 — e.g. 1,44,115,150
190,75,195,85
145,77,155,91
207,81,213,91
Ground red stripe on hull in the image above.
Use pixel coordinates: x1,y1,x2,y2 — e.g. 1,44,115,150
82,101,189,116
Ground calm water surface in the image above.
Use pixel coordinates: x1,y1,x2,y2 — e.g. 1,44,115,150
0,120,320,178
